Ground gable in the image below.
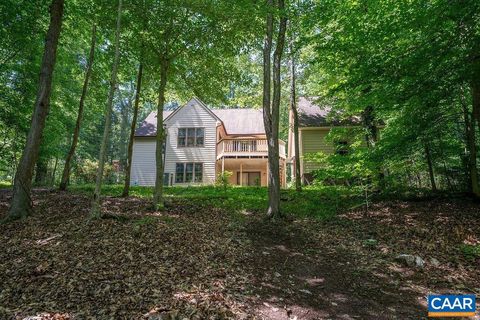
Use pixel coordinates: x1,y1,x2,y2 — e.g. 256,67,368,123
165,97,220,124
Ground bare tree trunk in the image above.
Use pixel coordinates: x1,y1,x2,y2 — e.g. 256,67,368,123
153,57,169,210
424,141,437,191
6,0,64,220
472,51,480,129
473,80,480,133
263,0,287,219
92,0,122,215
50,156,58,186
289,38,301,192
34,157,48,186
119,91,131,169
462,100,480,197
59,23,96,191
122,60,143,197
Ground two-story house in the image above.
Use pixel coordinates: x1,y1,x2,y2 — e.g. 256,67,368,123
131,97,287,187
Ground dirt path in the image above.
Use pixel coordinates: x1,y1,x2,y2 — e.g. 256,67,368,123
0,190,479,319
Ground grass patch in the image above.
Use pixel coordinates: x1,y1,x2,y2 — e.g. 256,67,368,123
0,181,11,189
460,244,480,261
69,184,362,219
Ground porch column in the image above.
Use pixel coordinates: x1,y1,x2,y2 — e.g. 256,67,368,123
221,157,225,173
240,162,243,186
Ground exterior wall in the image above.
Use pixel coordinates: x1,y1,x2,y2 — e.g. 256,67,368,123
131,137,156,186
300,128,334,174
164,99,219,185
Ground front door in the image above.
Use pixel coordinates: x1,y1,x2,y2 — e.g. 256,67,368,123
237,171,261,186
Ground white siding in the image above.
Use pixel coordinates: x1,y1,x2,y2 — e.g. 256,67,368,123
130,98,219,186
131,137,156,186
164,99,219,185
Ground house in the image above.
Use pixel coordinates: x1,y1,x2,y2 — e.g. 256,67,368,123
287,97,362,183
131,97,287,187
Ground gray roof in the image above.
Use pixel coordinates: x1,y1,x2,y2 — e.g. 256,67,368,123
135,111,173,136
212,109,264,135
298,97,361,127
135,107,264,137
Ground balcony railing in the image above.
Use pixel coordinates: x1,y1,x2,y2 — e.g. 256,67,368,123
217,139,286,159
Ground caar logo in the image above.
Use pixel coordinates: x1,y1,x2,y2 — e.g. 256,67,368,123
428,295,476,317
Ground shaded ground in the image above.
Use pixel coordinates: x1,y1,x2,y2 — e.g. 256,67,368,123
0,189,479,319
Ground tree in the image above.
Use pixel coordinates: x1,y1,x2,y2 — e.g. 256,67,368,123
289,35,301,192
59,22,97,191
122,59,143,197
6,0,65,220
145,0,258,210
301,0,480,195
262,0,287,218
92,0,122,216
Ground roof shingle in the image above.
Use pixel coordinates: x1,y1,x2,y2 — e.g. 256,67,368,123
297,97,361,127
135,108,264,136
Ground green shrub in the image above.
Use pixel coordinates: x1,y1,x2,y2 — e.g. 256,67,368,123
73,159,116,184
460,244,480,261
215,171,233,191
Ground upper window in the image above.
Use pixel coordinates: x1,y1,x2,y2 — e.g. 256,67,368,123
178,128,204,147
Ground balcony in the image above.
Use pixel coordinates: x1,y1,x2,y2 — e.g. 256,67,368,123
217,138,286,159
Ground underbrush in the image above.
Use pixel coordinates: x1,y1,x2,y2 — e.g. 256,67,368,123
0,180,11,189
69,184,363,219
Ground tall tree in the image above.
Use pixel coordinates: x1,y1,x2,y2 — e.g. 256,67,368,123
153,56,168,210
59,22,97,191
122,60,143,197
263,0,287,218
6,0,65,220
289,37,301,192
92,0,122,215
147,0,257,210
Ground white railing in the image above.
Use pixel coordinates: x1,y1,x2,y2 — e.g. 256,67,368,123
218,139,286,159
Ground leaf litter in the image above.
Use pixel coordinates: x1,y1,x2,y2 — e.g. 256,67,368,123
0,189,479,319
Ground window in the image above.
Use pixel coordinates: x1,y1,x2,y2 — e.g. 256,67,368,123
194,163,203,182
178,128,186,147
178,128,204,147
185,163,194,182
175,162,203,183
335,140,349,155
175,163,185,183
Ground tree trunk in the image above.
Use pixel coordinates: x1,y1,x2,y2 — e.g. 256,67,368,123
263,0,287,219
122,60,143,197
59,23,96,191
424,141,437,192
6,0,64,220
153,57,169,210
34,157,49,186
92,0,122,215
289,38,301,192
119,91,130,169
473,83,480,130
50,156,58,186
472,51,480,129
462,101,480,197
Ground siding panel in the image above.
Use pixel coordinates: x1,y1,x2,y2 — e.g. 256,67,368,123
301,129,334,173
131,137,156,186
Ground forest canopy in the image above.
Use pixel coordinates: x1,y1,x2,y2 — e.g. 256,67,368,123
0,0,479,209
